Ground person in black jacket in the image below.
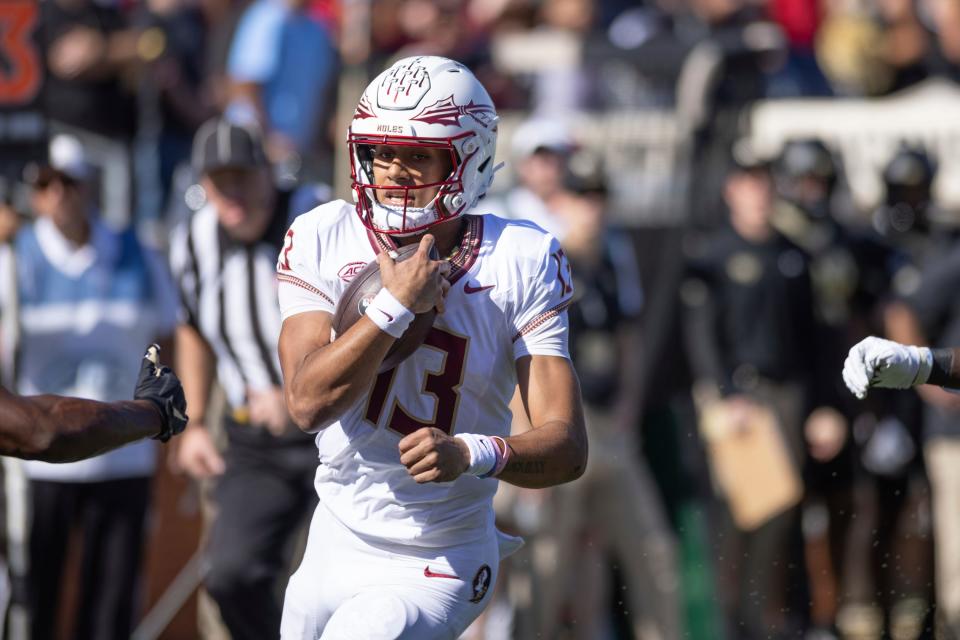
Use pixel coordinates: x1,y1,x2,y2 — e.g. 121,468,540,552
683,151,816,638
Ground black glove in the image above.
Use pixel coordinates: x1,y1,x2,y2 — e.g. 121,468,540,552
134,344,188,442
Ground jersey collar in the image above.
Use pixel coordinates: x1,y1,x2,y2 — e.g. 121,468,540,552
365,215,484,286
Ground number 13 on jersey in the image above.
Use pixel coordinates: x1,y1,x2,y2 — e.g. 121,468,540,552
364,327,470,437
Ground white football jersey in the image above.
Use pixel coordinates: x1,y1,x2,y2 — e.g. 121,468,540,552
277,200,573,547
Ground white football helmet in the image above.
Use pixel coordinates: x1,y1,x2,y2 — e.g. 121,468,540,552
349,56,499,236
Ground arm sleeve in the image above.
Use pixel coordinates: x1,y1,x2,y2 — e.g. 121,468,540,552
276,215,335,321
904,247,960,338
510,235,575,360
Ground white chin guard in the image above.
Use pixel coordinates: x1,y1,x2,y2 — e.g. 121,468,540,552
370,199,441,236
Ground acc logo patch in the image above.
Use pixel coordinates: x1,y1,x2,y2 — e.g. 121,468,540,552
339,262,366,282
469,564,492,603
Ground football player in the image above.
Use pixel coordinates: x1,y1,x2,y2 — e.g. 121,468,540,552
0,345,187,461
845,336,960,395
276,56,587,638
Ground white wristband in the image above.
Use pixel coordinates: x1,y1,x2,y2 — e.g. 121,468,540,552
365,287,415,339
454,433,498,477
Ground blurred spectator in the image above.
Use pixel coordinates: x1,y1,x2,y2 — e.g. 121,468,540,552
40,0,138,141
861,146,952,640
528,0,602,115
226,0,339,184
873,145,943,250
480,117,578,637
766,0,833,97
818,0,960,96
168,118,321,640
678,1,787,226
771,139,923,637
487,117,577,239
0,135,178,640
538,158,681,639
814,145,941,640
885,240,960,639
134,0,218,227
490,124,681,636
386,0,513,110
682,151,815,639
39,0,143,225
816,2,891,96
877,0,960,94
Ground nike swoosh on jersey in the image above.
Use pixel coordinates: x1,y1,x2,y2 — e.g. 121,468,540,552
423,566,462,580
463,281,494,294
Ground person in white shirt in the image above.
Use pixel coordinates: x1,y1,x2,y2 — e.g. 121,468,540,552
487,117,576,241
0,135,179,640
276,56,588,639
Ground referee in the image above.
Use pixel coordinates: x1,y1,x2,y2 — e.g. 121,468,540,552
169,117,321,640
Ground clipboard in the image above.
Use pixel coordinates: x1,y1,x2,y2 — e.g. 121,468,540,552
698,394,803,531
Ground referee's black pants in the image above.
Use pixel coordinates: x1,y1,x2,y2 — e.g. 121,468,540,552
204,417,318,640
28,476,151,640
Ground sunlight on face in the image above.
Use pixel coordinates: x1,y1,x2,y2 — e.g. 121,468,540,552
371,144,453,208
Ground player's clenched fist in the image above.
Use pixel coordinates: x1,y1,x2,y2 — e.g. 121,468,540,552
398,427,470,483
843,336,933,399
135,344,188,442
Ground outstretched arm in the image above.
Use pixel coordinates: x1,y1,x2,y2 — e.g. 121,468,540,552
0,389,161,461
0,347,187,461
843,336,960,397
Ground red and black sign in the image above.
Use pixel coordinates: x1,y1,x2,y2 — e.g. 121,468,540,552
0,0,47,177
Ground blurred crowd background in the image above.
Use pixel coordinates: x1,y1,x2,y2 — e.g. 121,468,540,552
3,0,960,639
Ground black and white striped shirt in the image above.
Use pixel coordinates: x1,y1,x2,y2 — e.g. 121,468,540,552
169,191,294,411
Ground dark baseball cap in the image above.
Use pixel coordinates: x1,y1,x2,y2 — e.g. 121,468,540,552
192,118,269,175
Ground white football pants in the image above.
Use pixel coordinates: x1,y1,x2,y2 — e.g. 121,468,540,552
280,501,503,640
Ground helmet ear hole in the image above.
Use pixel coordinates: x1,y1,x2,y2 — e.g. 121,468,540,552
358,145,375,180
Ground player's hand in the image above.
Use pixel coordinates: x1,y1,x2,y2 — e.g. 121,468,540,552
398,427,470,483
843,336,931,399
804,406,847,462
379,235,450,314
720,394,760,436
49,27,106,79
171,424,225,479
135,344,188,442
247,386,290,437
